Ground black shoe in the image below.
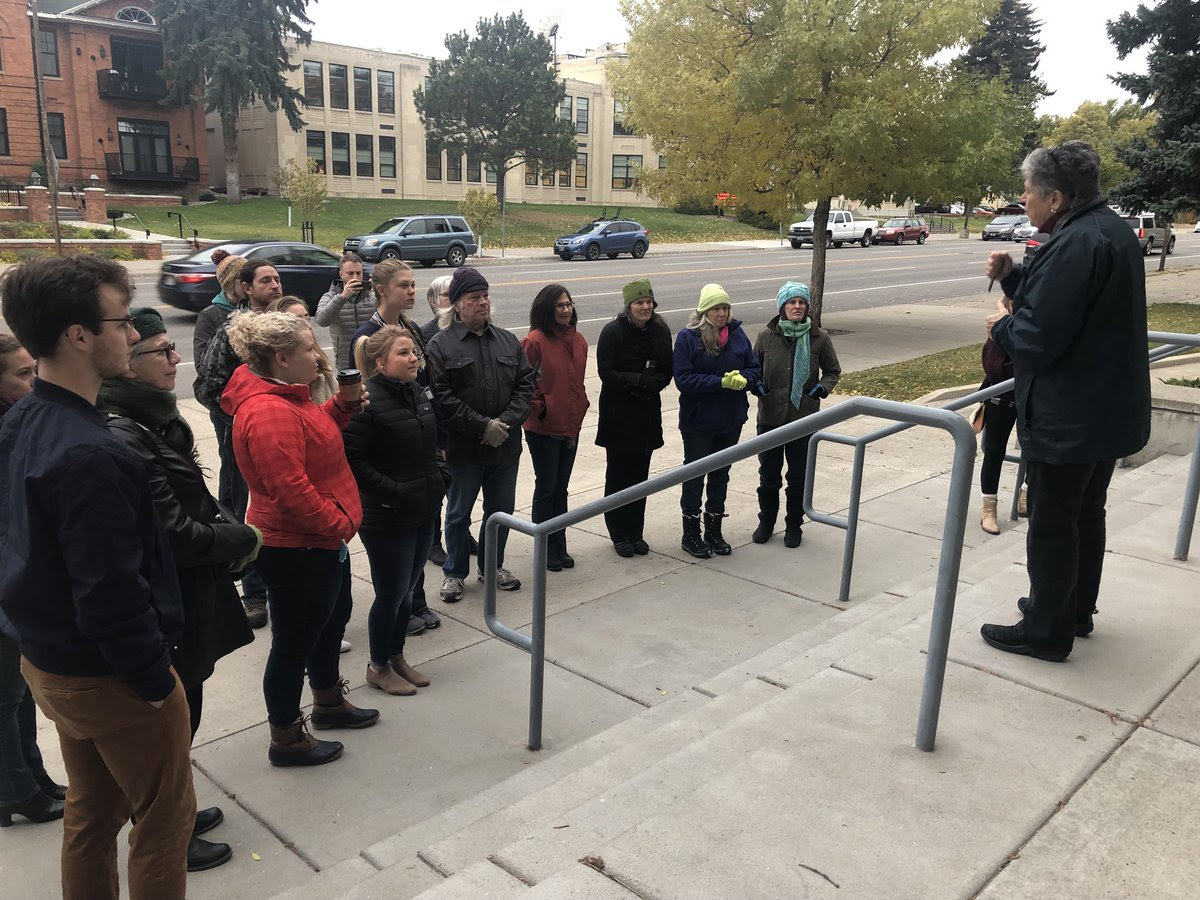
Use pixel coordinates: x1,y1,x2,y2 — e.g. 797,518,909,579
193,806,223,836
681,515,712,559
752,520,774,544
560,553,575,568
613,540,635,558
0,790,65,827
405,615,427,636
187,836,233,872
547,557,564,572
1017,596,1095,637
631,540,649,556
34,775,66,802
703,512,732,556
243,597,268,629
428,541,448,566
980,623,1070,661
783,526,803,548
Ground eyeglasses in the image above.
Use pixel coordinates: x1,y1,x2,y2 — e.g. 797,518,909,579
99,316,136,332
134,341,176,360
554,301,574,310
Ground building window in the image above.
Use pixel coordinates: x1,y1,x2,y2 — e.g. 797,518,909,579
116,119,169,175
303,61,323,107
612,154,641,190
353,67,372,112
467,152,482,183
613,100,635,136
659,155,667,170
0,109,9,156
329,64,348,109
575,152,587,189
426,140,441,180
446,152,462,182
575,97,588,134
542,168,555,187
306,131,326,173
39,29,59,78
109,40,165,99
115,7,155,24
525,164,538,186
47,113,67,160
379,136,396,178
560,96,572,123
485,163,497,185
331,132,350,176
558,165,570,187
377,71,395,115
355,134,373,177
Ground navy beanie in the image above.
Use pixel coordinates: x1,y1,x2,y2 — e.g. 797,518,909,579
448,266,489,303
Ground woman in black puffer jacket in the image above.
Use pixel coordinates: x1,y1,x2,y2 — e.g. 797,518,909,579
343,325,446,697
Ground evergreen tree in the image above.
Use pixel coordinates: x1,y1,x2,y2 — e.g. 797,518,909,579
958,0,1048,96
156,0,312,204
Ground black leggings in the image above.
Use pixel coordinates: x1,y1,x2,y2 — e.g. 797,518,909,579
980,400,1018,495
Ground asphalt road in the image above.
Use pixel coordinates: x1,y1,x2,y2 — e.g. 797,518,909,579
141,231,1200,401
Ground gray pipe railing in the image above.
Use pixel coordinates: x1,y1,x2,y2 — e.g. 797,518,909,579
480,397,977,754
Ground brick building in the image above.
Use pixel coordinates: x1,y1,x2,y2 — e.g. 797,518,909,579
0,0,207,191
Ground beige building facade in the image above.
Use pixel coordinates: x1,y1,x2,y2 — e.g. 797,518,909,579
206,40,661,208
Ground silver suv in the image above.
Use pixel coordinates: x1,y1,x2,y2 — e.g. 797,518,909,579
1123,213,1176,256
343,214,477,267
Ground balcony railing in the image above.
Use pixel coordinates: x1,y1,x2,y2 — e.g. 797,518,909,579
96,69,168,102
105,153,199,183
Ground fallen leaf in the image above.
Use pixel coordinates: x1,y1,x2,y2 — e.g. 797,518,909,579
579,855,605,871
251,852,262,862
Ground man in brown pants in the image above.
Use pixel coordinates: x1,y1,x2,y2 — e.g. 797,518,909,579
0,256,195,899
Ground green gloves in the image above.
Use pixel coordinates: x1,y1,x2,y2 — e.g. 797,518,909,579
721,370,748,391
229,524,263,577
481,418,510,447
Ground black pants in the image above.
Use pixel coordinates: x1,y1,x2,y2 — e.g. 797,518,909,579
212,410,268,604
980,400,1018,495
526,432,579,561
756,424,810,528
256,546,349,727
1021,459,1115,649
185,683,203,742
680,429,740,515
603,448,653,543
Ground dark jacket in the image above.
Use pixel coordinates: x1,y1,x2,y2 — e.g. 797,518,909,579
315,281,376,370
673,318,761,434
979,338,1014,401
595,313,673,452
991,198,1151,464
106,414,256,689
0,380,183,702
343,374,446,532
753,316,841,428
351,312,430,387
192,295,234,376
194,303,247,416
522,326,590,438
426,318,536,466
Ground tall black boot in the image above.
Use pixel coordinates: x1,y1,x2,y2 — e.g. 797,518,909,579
784,489,804,548
704,512,732,555
681,514,712,559
753,489,778,544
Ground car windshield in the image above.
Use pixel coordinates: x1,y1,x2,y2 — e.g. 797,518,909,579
371,218,408,235
183,243,252,263
883,219,906,227
993,216,1022,225
572,222,602,236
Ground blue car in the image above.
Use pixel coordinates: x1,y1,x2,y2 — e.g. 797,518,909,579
554,218,649,261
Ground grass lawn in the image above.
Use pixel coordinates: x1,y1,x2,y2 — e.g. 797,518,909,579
121,197,773,250
838,302,1200,402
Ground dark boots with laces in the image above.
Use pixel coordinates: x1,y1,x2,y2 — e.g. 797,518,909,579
681,513,711,559
704,512,732,555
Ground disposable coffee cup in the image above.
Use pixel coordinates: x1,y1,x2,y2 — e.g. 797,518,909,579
336,368,362,403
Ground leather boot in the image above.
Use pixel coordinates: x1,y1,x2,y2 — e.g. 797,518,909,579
681,514,712,559
187,836,232,871
390,655,431,688
267,717,343,767
310,679,380,730
0,790,64,827
981,495,1000,535
365,662,416,696
753,491,778,544
783,491,804,548
1017,486,1028,518
704,512,732,555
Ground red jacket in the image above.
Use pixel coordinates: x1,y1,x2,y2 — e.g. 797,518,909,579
522,326,589,438
221,365,362,549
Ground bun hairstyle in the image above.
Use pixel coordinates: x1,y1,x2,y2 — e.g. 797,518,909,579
225,310,310,373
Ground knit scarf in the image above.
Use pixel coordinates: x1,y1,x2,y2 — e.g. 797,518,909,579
98,377,195,458
778,318,812,409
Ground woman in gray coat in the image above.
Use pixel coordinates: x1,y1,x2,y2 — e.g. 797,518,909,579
752,282,841,547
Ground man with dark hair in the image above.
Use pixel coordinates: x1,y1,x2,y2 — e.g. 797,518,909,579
0,256,195,898
315,252,374,369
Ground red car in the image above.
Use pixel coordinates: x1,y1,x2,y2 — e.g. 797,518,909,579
872,217,929,245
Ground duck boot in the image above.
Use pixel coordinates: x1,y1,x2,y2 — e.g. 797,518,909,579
681,514,712,559
310,679,380,730
704,512,732,555
268,717,343,767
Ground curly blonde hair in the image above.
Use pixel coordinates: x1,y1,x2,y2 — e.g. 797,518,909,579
226,311,311,373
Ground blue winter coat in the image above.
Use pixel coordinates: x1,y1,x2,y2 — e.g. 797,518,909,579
673,318,761,434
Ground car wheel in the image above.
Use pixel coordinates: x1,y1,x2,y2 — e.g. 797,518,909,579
859,233,871,248
832,241,843,249
790,241,802,250
917,232,927,245
380,247,401,260
585,243,601,261
419,259,435,268
1144,238,1153,256
895,234,903,245
559,252,572,261
1168,236,1176,255
632,240,647,259
446,246,466,268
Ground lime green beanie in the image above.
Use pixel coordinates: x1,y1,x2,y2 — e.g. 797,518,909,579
696,283,731,315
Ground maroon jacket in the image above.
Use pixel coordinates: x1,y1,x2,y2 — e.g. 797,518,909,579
522,326,590,438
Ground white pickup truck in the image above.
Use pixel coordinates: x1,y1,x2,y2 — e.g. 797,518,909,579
788,210,878,249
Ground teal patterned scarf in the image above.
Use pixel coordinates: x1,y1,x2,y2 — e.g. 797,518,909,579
777,318,811,409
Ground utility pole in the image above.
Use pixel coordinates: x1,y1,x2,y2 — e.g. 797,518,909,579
28,0,63,255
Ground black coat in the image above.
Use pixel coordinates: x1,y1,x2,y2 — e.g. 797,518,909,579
595,313,673,452
106,416,256,690
343,374,446,532
991,197,1151,464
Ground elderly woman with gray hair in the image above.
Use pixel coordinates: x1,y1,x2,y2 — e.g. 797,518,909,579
980,140,1150,662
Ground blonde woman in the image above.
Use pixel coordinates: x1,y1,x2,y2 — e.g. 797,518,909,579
268,295,337,405
351,259,422,380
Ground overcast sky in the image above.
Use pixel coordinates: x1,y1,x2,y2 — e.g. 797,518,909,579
306,1,1149,119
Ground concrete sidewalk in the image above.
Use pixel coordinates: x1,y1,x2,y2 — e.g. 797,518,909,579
1,271,1199,898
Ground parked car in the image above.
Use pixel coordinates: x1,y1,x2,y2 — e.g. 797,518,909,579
788,210,877,248
1122,213,1177,255
871,217,929,245
1194,221,1200,233
981,214,1030,241
1023,232,1052,262
949,202,965,216
159,241,362,314
343,214,476,267
914,201,951,214
554,218,649,261
995,201,1026,215
1012,221,1039,242
972,205,997,217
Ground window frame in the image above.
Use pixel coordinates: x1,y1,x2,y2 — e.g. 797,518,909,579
306,130,326,174
446,151,462,182
328,64,348,110
467,153,482,184
613,99,635,136
303,61,323,107
377,70,395,115
331,132,350,176
0,109,9,156
575,152,587,189
353,66,372,112
47,112,67,160
426,140,442,181
575,96,588,134
39,29,60,78
379,136,396,178
355,134,373,177
611,154,642,191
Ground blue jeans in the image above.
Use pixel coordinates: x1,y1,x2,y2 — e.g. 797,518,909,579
526,432,578,562
444,459,520,578
680,429,741,515
361,524,434,666
0,634,46,804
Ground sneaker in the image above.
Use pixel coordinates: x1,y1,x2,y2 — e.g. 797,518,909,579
406,616,427,636
339,639,351,653
418,607,442,629
243,598,268,629
440,575,464,603
478,567,521,591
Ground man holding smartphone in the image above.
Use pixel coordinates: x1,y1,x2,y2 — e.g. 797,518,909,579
316,253,374,369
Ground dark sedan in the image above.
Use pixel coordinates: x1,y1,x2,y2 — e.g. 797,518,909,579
158,241,354,314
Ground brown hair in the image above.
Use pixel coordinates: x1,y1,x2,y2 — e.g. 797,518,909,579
369,258,413,295
0,334,24,376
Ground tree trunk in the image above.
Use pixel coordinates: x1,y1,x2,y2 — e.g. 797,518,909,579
1158,224,1169,272
494,162,507,214
808,196,832,328
223,114,241,205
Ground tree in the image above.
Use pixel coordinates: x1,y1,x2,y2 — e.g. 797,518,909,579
612,0,1003,321
1040,100,1155,195
156,0,312,204
415,14,577,213
1108,0,1200,271
274,158,327,238
459,189,499,251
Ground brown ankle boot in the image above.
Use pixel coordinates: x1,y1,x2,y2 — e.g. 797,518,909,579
981,495,1000,535
365,663,416,696
268,717,343,767
390,655,430,688
310,679,380,730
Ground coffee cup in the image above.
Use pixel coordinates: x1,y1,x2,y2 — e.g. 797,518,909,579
336,368,362,404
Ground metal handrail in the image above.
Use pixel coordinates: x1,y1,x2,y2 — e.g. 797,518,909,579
806,331,1200,602
167,210,200,248
481,397,977,754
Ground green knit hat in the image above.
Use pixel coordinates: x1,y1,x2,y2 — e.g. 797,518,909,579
130,306,166,341
622,279,654,308
696,283,731,315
